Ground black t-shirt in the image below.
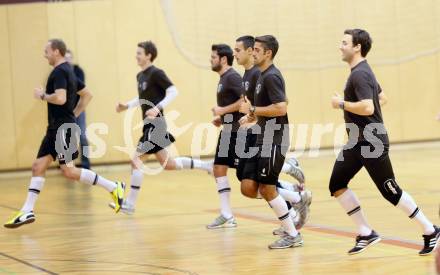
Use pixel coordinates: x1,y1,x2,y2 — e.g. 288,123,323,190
73,64,85,105
242,65,261,105
73,64,85,83
254,64,289,146
217,68,243,132
137,65,173,120
343,60,389,146
46,62,85,130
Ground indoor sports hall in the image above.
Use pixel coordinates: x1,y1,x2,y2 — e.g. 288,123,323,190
0,0,439,274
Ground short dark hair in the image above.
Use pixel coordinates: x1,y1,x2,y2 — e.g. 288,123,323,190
138,41,158,62
211,44,233,66
344,29,372,57
236,35,255,50
48,39,67,56
255,35,279,59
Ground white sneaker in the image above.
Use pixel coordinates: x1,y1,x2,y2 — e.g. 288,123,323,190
293,190,312,229
285,157,305,183
206,215,237,229
108,201,135,215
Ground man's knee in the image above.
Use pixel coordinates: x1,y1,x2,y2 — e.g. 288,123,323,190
329,172,349,197
61,166,78,180
32,157,51,176
32,161,44,176
379,178,402,206
258,184,277,201
213,165,227,177
241,180,258,198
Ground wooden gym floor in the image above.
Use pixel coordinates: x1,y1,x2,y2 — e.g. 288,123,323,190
0,142,439,274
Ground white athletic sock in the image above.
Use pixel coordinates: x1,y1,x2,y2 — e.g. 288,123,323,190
215,176,232,219
281,163,291,173
278,187,301,203
174,157,192,170
269,195,298,237
337,189,372,236
126,169,144,206
290,207,299,222
174,157,212,172
397,191,434,235
278,180,295,191
21,177,45,212
79,169,116,192
193,158,213,172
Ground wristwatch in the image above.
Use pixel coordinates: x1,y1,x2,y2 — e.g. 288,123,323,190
40,93,45,100
338,101,344,110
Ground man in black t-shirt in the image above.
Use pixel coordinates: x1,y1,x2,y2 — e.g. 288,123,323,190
330,29,439,255
206,44,243,229
65,49,90,169
238,35,304,249
4,39,125,229
234,35,311,232
112,41,212,214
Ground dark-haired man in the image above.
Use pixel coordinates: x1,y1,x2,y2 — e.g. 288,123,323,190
112,41,212,214
330,29,439,255
238,35,308,249
234,35,311,232
206,43,244,229
65,49,91,169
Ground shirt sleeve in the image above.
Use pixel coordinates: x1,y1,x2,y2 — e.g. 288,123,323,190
74,65,85,83
76,78,85,93
154,69,173,91
352,71,374,100
226,73,243,100
264,74,286,104
53,69,68,90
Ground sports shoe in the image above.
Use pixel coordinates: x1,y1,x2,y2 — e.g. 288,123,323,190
4,211,35,229
110,181,125,213
419,225,440,256
268,233,304,249
272,226,286,236
108,200,135,215
273,210,301,235
285,157,305,184
292,190,312,229
206,215,237,229
348,230,381,255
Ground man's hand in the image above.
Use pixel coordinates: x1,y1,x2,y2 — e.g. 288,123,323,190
239,114,256,126
212,116,222,127
34,86,45,100
239,96,251,114
211,106,225,116
145,106,160,119
116,102,128,113
331,93,343,109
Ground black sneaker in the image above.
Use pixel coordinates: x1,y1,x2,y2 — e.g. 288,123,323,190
419,225,440,256
348,230,381,255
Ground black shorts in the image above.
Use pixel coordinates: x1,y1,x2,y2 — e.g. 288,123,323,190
329,141,394,195
37,128,79,164
137,123,175,155
241,144,287,185
214,130,239,168
236,129,258,181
